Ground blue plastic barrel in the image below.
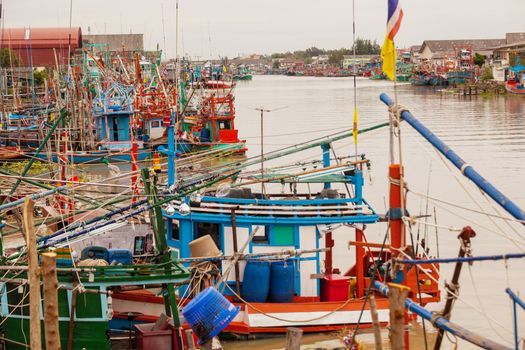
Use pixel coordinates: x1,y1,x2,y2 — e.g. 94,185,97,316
269,260,295,302
182,287,240,344
241,259,271,302
107,249,133,265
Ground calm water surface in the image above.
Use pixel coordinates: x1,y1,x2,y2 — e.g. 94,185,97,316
223,75,525,349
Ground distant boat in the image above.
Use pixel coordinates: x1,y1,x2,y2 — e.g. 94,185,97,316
429,74,448,87
411,73,431,86
505,66,525,95
447,71,474,85
0,146,25,160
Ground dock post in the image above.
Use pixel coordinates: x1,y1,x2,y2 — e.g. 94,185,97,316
23,198,42,350
42,252,61,350
388,283,410,350
285,327,303,350
433,226,476,350
369,294,383,350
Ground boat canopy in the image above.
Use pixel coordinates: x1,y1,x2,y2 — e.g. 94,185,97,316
509,65,525,72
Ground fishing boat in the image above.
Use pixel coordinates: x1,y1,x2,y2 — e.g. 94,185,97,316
505,65,525,95
233,65,253,81
112,121,441,335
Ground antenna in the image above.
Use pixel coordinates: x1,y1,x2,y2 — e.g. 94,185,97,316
252,106,287,197
161,3,167,60
352,0,358,158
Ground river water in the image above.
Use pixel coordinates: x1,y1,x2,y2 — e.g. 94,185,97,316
221,75,525,349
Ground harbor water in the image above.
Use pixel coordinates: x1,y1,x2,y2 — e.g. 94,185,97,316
222,75,525,349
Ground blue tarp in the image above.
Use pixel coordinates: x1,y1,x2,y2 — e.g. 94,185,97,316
509,65,525,72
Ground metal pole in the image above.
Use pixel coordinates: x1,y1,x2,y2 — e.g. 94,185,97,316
260,108,264,197
434,226,476,350
373,281,512,350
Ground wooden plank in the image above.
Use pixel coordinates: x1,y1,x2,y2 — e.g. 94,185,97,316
41,252,60,350
23,198,42,350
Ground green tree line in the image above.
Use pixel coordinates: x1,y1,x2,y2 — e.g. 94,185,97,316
270,38,381,64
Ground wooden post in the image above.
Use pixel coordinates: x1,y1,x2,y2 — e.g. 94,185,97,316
369,294,383,350
285,327,303,350
433,226,476,350
41,252,61,350
23,198,42,350
388,283,410,350
230,207,241,296
184,329,196,350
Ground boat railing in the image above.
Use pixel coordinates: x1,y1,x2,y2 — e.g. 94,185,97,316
165,196,378,220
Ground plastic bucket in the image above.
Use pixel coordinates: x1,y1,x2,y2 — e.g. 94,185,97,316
182,287,239,344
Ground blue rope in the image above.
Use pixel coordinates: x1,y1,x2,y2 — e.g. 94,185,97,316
397,252,525,265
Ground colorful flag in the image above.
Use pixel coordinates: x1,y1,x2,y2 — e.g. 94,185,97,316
381,0,404,80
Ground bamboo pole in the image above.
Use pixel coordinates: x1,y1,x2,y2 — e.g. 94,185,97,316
23,198,42,350
388,283,410,350
369,294,383,350
41,252,61,350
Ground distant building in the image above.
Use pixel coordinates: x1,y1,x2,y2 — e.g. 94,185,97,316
83,34,143,52
342,55,375,69
278,58,304,69
490,33,525,66
418,38,506,62
0,27,82,67
312,55,329,65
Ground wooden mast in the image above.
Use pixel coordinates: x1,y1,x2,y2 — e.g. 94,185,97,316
23,198,42,350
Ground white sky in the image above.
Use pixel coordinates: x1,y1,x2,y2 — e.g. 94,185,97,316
3,0,524,59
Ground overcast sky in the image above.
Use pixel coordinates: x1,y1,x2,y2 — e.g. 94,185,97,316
3,0,524,59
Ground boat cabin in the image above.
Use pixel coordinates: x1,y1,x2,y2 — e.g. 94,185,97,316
164,154,379,301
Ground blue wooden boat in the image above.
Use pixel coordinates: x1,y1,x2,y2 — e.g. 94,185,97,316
447,71,474,85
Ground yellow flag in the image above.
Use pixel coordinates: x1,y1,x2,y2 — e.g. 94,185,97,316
353,107,358,144
381,36,397,81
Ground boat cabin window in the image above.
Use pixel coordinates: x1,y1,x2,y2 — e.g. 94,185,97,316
252,226,269,244
171,221,180,240
134,236,145,255
194,222,220,248
151,120,161,128
219,120,231,130
6,283,29,315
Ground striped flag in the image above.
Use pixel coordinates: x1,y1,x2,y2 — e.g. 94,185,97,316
381,0,404,80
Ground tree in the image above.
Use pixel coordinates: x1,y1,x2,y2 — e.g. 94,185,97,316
0,48,19,67
328,52,344,66
272,60,280,69
304,57,313,65
33,69,48,86
474,53,486,67
479,66,493,81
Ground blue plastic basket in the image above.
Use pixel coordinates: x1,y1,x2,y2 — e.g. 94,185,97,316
182,287,240,344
